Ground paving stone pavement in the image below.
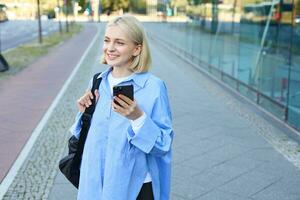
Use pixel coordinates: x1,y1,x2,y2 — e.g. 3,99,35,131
146,23,300,170
0,23,98,184
1,23,105,200
49,23,300,200
2,22,300,200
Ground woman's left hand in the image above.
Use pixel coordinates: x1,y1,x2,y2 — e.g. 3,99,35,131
112,94,143,120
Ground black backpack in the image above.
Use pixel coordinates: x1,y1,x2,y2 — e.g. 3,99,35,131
59,72,102,188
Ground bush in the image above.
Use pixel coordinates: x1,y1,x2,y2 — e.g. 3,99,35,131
129,0,146,14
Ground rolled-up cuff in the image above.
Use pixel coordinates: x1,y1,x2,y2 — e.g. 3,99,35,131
127,115,160,153
130,112,146,134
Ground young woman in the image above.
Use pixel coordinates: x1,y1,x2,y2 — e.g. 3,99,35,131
70,14,173,200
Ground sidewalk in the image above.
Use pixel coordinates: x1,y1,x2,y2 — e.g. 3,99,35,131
1,22,300,200
50,23,300,200
0,23,99,199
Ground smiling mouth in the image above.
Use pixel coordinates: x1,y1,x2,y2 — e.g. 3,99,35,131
107,54,119,59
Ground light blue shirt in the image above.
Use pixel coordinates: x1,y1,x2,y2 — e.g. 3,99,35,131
69,67,174,200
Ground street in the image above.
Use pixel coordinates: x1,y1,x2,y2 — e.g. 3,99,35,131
0,20,60,51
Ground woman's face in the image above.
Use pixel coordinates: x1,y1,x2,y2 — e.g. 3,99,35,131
103,25,140,69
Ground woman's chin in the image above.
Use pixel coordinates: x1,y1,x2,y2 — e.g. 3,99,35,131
106,60,118,66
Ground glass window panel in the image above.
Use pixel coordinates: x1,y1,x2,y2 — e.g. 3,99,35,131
239,83,258,103
259,94,286,120
288,63,300,129
143,0,300,131
223,74,237,89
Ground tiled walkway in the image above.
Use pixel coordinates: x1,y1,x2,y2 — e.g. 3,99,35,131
1,22,300,200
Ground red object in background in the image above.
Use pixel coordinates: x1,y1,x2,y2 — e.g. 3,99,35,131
275,11,282,21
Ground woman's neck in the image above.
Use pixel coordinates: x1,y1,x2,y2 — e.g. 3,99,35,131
111,67,133,78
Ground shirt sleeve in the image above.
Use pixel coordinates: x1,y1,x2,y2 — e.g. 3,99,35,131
130,112,146,134
69,111,83,139
68,78,93,139
126,81,173,157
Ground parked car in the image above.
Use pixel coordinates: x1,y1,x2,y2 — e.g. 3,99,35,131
0,4,8,22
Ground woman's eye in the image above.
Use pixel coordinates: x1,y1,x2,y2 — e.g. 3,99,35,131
104,39,109,43
117,42,124,45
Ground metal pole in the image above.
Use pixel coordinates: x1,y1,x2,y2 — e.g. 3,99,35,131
201,4,206,29
252,0,277,84
98,0,101,22
0,25,2,53
284,0,295,121
211,0,218,34
65,0,69,33
231,0,237,34
275,0,283,54
57,0,62,34
37,0,42,43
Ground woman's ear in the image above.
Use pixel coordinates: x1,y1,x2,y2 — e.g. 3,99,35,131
133,44,142,56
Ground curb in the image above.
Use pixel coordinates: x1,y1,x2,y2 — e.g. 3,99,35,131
0,25,100,200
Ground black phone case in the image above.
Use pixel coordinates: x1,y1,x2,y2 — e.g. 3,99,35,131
113,85,134,106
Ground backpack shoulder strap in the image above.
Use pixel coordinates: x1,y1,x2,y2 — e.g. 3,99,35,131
73,72,102,164
91,72,102,95
84,72,102,116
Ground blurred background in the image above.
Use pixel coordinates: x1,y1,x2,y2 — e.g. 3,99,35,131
0,1,300,199
0,0,299,130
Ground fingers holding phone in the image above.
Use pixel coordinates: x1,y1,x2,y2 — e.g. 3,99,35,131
112,85,142,120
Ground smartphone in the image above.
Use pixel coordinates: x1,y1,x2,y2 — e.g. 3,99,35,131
113,85,134,106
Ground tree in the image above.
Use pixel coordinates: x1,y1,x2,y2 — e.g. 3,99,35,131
171,0,188,7
78,0,86,12
189,0,209,5
296,0,300,15
129,0,147,14
102,0,129,12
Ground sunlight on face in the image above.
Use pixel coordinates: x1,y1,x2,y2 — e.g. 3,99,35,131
103,25,139,69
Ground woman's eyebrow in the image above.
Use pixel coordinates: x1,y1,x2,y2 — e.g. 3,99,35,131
104,36,126,42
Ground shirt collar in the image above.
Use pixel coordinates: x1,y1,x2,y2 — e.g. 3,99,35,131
97,67,112,80
97,66,149,88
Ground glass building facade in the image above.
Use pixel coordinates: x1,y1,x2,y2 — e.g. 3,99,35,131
146,0,300,130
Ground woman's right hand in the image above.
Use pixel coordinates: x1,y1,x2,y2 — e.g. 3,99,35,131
77,90,100,113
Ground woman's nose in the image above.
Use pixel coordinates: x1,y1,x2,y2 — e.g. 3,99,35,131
107,43,116,51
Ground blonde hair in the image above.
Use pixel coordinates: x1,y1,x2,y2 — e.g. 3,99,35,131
100,14,151,73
